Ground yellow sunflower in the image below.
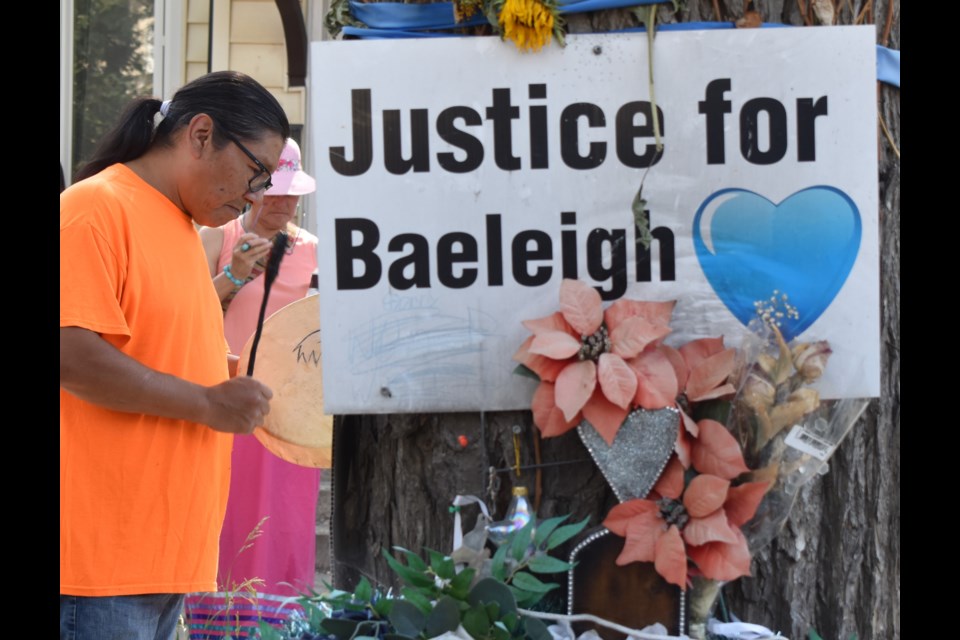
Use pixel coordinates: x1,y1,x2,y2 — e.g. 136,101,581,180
498,0,556,51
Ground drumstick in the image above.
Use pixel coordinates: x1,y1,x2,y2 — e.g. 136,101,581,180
246,231,288,377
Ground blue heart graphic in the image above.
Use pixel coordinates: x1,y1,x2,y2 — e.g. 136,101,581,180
693,187,861,340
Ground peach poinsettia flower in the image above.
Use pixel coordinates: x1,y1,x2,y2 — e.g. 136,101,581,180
626,336,737,467
514,279,674,442
602,419,769,587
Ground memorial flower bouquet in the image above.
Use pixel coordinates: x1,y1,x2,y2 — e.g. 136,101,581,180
513,280,865,636
727,298,870,553
513,279,766,587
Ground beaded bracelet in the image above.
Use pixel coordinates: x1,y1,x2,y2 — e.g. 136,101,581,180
223,264,245,287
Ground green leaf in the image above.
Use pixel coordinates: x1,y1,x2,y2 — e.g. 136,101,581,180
321,617,362,640
510,571,558,594
355,576,373,602
484,601,501,622
400,587,434,615
512,364,541,381
492,621,511,640
501,612,519,633
434,556,456,581
468,577,518,617
372,596,394,618
321,589,353,604
532,515,569,548
633,187,652,250
510,520,536,563
491,544,509,582
357,621,389,638
527,554,573,574
303,600,327,628
382,549,435,588
545,517,589,550
257,622,285,640
393,546,429,572
523,616,552,640
449,567,476,599
426,596,463,637
463,605,492,640
384,635,418,640
426,548,447,569
808,630,824,640
389,600,427,637
509,586,543,609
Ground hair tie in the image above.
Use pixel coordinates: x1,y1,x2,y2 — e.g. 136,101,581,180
153,99,173,130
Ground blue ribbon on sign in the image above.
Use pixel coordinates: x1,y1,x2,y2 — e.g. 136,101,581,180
341,1,902,88
349,1,487,29
559,0,663,13
342,25,463,38
876,45,900,87
613,21,791,32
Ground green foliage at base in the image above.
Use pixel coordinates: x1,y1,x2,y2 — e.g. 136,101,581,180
255,514,588,640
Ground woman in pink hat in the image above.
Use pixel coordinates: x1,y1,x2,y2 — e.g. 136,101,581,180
186,138,321,635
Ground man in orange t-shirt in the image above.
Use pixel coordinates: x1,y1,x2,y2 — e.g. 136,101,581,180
61,163,240,594
60,72,287,640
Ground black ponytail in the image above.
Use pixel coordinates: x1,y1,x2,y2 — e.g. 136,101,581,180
74,98,162,181
75,71,290,181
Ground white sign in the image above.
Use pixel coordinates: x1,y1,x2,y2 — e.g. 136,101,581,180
309,26,880,413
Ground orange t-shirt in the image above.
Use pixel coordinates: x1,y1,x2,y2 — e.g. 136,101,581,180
60,164,233,596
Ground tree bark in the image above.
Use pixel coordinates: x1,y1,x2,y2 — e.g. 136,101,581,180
331,3,900,639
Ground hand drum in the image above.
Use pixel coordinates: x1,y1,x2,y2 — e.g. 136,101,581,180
237,294,333,468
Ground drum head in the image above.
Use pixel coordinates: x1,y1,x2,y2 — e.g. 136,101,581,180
237,294,332,468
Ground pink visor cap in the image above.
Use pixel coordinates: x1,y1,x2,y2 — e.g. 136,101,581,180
264,138,316,196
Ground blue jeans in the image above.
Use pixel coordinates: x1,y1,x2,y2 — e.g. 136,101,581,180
60,593,185,640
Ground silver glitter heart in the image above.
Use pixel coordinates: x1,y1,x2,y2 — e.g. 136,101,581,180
578,407,679,502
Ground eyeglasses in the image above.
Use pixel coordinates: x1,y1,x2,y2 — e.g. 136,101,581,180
219,128,273,193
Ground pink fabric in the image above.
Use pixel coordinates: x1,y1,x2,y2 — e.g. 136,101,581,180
216,217,321,597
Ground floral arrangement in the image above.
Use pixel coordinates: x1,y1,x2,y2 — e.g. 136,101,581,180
514,279,735,457
513,280,865,637
729,296,868,552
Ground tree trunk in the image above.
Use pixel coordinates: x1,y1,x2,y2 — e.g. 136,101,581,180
332,411,618,586
331,3,900,639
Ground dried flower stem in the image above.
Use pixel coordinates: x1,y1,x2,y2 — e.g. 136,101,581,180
881,0,895,46
879,111,900,159
646,5,663,153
